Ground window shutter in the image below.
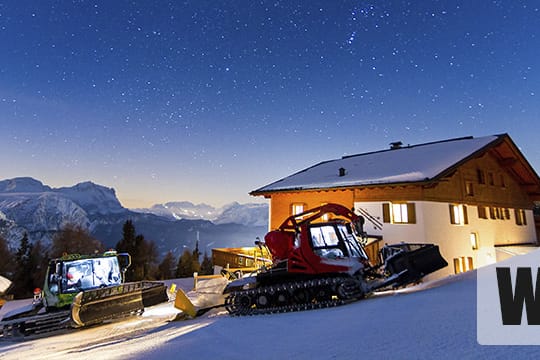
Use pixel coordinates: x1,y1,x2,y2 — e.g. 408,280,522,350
382,203,390,223
463,205,468,224
449,204,456,224
407,203,416,224
477,206,486,219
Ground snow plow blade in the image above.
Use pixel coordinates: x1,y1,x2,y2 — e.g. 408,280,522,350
174,288,197,318
174,288,224,318
380,243,448,286
71,281,168,327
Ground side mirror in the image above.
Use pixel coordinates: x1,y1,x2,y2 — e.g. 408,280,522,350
117,253,132,273
255,237,264,249
353,216,366,236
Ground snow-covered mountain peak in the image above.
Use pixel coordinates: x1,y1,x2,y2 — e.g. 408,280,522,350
214,202,268,226
0,177,126,247
0,177,268,251
134,201,268,226
0,177,52,193
137,201,221,220
55,181,123,214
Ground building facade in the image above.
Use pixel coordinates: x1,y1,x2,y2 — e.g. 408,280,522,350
251,134,540,277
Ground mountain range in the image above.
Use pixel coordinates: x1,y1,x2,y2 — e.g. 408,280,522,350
132,201,268,227
0,177,268,258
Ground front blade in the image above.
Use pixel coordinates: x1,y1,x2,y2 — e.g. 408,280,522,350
71,282,144,327
141,281,169,307
382,243,448,285
174,288,197,318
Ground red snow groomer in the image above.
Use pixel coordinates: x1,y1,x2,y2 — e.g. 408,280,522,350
222,203,448,315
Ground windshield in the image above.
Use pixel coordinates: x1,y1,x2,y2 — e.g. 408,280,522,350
310,225,340,247
309,225,344,259
337,224,368,259
61,257,121,293
309,223,368,260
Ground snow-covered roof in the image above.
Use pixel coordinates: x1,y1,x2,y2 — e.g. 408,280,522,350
252,135,502,194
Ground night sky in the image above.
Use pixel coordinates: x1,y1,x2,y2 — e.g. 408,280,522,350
1,1,539,208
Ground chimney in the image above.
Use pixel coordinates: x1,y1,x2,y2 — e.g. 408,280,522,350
339,167,346,177
389,141,403,150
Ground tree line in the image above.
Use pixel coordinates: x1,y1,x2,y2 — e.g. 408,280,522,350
0,220,213,299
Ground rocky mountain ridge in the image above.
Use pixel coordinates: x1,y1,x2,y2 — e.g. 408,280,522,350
0,177,268,257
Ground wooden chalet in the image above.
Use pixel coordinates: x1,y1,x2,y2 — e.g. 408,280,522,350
250,134,540,277
211,247,272,271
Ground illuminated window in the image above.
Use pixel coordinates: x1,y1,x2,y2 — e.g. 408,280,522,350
470,232,479,250
454,257,474,274
291,203,305,215
382,203,416,224
515,209,527,226
393,203,408,223
449,204,468,225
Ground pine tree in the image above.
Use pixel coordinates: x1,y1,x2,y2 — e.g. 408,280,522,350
191,241,201,274
10,233,35,298
0,234,13,278
132,234,146,281
157,251,176,280
142,239,158,280
200,251,213,275
116,220,136,254
175,249,193,278
116,220,158,281
116,220,138,281
29,240,48,291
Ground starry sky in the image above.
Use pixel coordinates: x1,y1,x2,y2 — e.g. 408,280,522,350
1,1,539,208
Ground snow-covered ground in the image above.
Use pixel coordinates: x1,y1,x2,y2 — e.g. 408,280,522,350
0,272,537,359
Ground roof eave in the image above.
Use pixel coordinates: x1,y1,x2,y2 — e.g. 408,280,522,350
425,134,506,183
249,133,540,198
250,180,431,196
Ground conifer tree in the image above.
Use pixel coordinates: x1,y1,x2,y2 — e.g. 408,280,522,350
116,220,138,281
29,239,48,291
0,234,13,278
142,239,158,280
116,220,136,254
11,233,35,298
116,220,158,281
175,249,193,278
191,241,201,274
157,251,176,280
200,251,213,275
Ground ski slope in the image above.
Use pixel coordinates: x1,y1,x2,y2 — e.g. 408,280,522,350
0,272,536,359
